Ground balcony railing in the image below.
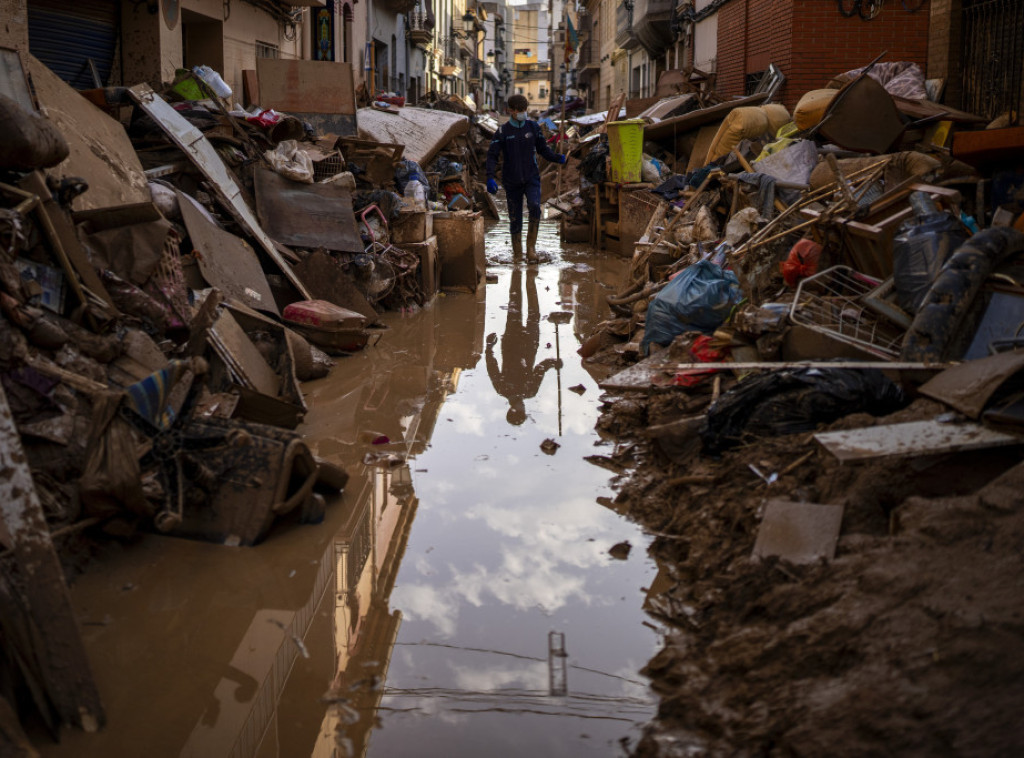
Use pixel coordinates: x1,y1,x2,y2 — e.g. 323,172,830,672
577,37,598,70
615,1,640,50
440,57,462,78
408,9,433,45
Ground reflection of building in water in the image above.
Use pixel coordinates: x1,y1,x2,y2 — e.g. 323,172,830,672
176,290,486,758
312,462,418,758
178,536,337,758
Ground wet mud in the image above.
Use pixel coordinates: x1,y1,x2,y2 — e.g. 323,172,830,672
37,217,663,758
595,383,1024,756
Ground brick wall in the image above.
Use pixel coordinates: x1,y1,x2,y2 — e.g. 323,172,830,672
717,0,932,109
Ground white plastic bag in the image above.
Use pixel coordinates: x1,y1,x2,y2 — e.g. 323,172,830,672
264,140,314,184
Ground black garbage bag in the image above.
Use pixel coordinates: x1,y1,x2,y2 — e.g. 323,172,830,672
700,367,907,455
579,137,608,184
353,189,403,220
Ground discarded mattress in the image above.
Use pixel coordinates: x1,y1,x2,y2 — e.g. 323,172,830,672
356,106,470,167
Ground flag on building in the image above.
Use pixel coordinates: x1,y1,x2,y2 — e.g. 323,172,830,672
564,10,579,64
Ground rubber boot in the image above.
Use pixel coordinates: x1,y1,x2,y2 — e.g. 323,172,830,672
526,217,540,263
511,233,523,260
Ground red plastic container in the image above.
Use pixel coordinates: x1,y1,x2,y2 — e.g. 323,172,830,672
283,300,366,330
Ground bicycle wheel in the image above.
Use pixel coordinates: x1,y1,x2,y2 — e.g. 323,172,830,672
859,0,883,20
838,0,860,17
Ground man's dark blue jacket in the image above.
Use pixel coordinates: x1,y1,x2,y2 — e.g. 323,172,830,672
486,120,562,187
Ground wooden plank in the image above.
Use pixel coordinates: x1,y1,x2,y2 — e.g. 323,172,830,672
210,310,281,397
26,54,150,210
643,92,769,142
919,350,1024,419
814,419,1024,462
356,106,470,167
0,383,103,731
599,359,950,391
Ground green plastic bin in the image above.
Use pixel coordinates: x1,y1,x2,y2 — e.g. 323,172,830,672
606,119,645,183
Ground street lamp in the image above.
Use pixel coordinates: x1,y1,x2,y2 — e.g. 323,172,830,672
462,10,475,35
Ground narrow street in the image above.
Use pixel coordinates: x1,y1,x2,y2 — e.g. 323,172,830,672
36,217,661,758
6,3,1022,753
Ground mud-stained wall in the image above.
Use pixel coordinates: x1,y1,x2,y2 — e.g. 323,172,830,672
119,0,310,94
120,0,182,89
0,0,28,51
183,0,306,101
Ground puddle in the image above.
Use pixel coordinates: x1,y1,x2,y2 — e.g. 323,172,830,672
38,217,661,758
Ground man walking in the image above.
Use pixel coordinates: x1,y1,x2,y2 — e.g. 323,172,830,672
485,94,566,263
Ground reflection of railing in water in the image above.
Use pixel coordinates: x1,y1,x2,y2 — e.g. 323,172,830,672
196,537,337,758
318,463,421,756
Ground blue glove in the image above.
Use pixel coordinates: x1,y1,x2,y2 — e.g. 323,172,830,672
557,154,568,165
486,178,498,194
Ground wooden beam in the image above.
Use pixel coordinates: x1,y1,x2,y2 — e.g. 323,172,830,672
0,383,104,732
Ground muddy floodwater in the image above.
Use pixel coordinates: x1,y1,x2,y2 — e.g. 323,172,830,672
39,218,661,758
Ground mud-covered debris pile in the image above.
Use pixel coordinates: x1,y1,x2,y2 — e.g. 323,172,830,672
0,52,500,749
564,58,1024,756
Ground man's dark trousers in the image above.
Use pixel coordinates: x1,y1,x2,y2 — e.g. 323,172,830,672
504,176,542,237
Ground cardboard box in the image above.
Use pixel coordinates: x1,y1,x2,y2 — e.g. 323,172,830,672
401,235,440,298
392,210,433,244
433,212,484,292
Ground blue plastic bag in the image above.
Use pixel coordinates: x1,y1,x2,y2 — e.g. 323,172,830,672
394,159,429,193
641,260,742,354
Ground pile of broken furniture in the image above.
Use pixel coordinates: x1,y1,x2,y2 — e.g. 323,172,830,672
574,58,1024,558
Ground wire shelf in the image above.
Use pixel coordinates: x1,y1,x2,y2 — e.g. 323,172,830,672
789,265,906,359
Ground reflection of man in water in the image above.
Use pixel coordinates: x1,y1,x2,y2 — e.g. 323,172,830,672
486,267,561,425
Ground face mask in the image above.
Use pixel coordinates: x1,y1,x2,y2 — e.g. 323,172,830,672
514,111,527,122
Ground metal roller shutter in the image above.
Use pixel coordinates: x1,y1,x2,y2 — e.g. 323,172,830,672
27,0,119,90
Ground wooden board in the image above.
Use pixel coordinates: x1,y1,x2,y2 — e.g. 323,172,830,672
752,500,845,564
256,58,356,116
177,191,279,316
256,58,357,135
0,383,104,731
253,168,364,255
27,53,149,210
814,419,1024,462
919,350,1024,419
642,93,768,142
